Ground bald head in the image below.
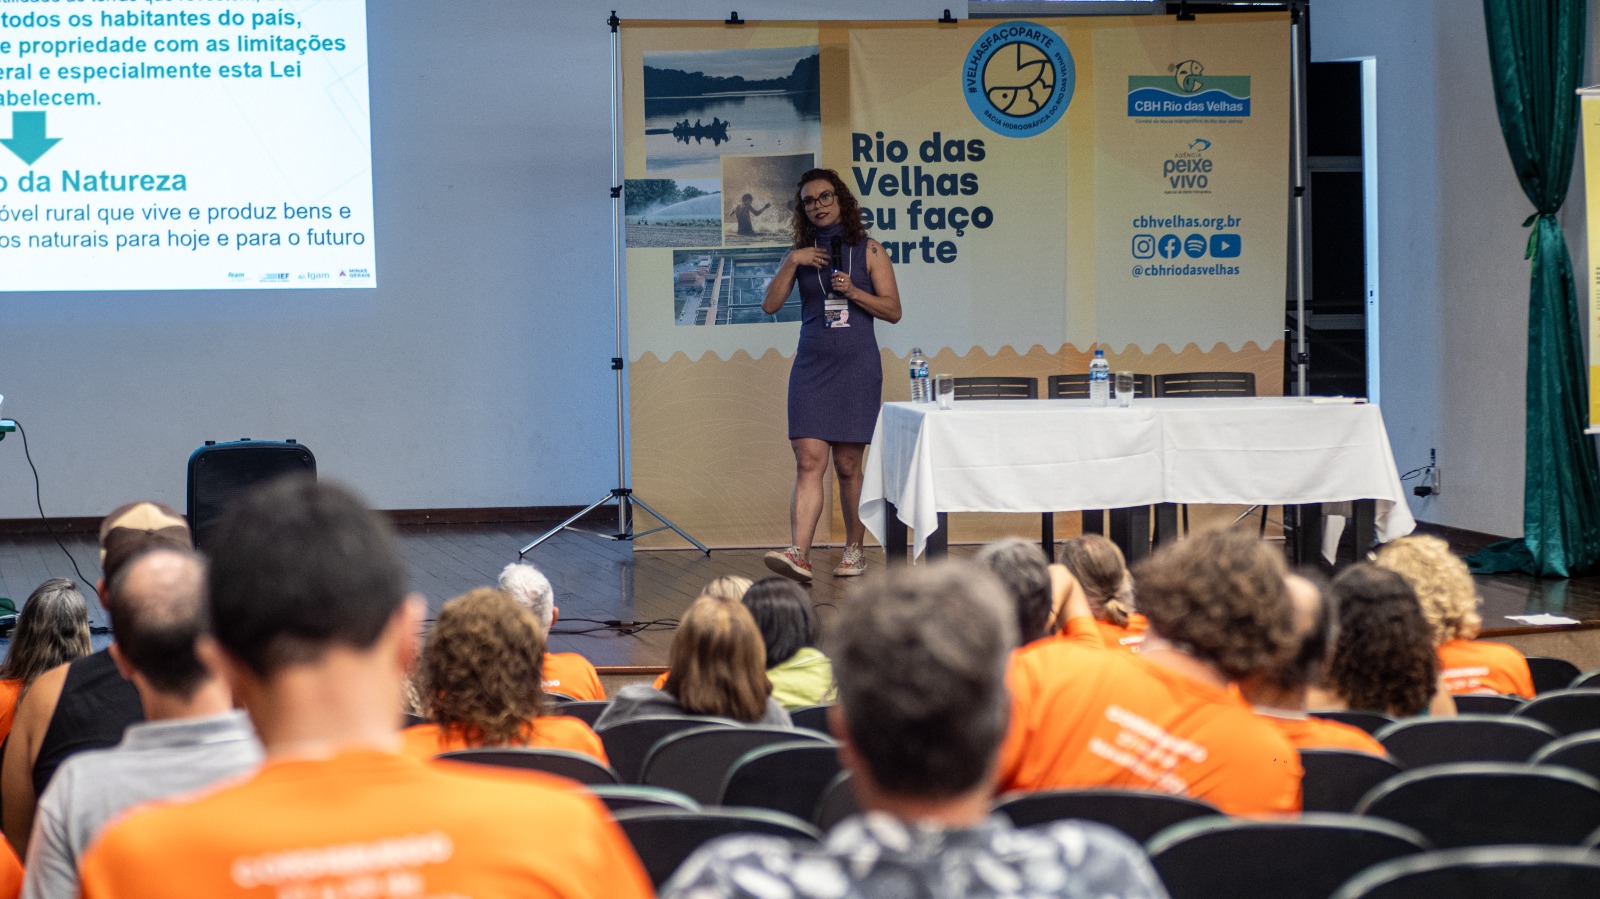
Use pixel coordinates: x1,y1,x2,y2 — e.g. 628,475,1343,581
109,548,212,697
1275,572,1334,692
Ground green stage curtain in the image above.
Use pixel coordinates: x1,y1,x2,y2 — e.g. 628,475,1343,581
1469,0,1600,576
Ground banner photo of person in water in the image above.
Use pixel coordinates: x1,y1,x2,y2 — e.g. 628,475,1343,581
619,15,1291,550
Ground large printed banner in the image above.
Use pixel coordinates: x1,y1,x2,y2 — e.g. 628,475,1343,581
1583,91,1600,433
622,15,1290,548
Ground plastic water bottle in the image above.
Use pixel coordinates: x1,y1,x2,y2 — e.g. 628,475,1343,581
909,348,931,402
1089,348,1110,407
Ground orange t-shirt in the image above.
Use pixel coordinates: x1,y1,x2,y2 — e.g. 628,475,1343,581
400,716,608,765
1095,614,1150,653
0,834,20,899
543,652,605,701
1258,712,1387,756
1437,639,1536,698
0,679,22,748
998,641,1302,816
78,749,650,899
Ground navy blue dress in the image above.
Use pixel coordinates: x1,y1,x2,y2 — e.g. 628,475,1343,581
787,224,882,443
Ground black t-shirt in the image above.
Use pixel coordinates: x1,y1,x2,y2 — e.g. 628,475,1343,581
33,649,144,798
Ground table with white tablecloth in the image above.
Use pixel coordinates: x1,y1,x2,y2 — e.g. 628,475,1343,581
859,397,1416,560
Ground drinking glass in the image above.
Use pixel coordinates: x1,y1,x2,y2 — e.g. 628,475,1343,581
934,373,955,409
1115,371,1136,407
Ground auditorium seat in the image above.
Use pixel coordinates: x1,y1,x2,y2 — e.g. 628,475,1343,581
586,785,699,815
1356,763,1600,848
812,770,858,830
613,807,821,889
1512,689,1600,736
1312,710,1396,736
597,716,737,784
1374,715,1557,767
1569,669,1600,690
1526,656,1582,695
1301,749,1405,814
719,742,842,820
992,788,1221,844
788,703,832,735
640,725,830,804
1329,846,1600,899
559,700,610,726
1531,733,1600,780
434,747,619,786
1146,814,1431,899
1449,694,1524,715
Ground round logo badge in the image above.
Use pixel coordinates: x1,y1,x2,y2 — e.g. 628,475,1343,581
964,21,1075,138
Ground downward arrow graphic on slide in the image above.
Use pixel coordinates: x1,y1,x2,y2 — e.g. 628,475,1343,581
3,111,61,166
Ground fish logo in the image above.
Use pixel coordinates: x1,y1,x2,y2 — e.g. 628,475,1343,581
1173,60,1205,93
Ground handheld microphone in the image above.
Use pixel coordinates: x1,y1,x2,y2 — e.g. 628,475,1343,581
830,236,843,273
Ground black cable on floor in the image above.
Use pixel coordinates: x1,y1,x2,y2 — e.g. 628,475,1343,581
11,420,94,588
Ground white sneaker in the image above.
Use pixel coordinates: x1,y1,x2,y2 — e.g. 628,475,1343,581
833,544,866,577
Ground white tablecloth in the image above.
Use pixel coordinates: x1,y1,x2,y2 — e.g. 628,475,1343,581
860,397,1416,558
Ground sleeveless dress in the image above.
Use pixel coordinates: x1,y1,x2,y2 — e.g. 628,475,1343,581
787,224,882,443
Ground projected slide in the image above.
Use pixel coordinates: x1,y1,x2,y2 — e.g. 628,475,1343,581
0,0,373,291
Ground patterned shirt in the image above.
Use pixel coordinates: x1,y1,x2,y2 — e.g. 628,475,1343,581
662,811,1169,899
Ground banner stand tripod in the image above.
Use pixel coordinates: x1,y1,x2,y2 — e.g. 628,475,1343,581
520,12,709,558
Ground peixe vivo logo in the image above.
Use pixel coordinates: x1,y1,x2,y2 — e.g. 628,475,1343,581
1128,60,1251,118
1163,138,1214,194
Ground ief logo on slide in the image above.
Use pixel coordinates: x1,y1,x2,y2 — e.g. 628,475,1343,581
963,21,1076,137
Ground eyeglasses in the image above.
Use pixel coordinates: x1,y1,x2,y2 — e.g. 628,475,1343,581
800,191,837,210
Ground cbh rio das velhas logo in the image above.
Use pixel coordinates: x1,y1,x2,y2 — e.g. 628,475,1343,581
963,21,1076,137
1128,59,1251,118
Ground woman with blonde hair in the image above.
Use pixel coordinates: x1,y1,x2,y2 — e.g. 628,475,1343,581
1058,535,1146,652
1374,535,1534,697
597,593,792,729
401,587,607,762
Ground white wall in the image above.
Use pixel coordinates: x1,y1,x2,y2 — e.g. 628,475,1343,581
0,0,945,519
1312,0,1593,537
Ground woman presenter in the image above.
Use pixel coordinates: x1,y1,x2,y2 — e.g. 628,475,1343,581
761,169,901,582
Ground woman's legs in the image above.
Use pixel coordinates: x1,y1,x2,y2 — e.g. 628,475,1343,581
831,442,868,547
788,437,831,558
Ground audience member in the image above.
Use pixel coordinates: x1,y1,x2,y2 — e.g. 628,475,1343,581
401,587,605,764
975,538,1055,645
3,501,190,852
1309,564,1456,718
1239,573,1386,755
998,528,1303,815
664,562,1166,899
22,548,262,899
701,575,753,602
77,477,650,899
597,593,791,729
498,563,604,700
1060,534,1147,652
0,580,91,746
741,578,834,709
1375,535,1535,697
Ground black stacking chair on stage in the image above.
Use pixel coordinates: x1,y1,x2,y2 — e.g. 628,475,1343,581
1046,372,1152,399
1147,814,1431,899
1355,762,1600,848
952,375,1038,399
1152,370,1263,535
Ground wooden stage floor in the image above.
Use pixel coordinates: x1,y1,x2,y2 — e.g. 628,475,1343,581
3,522,1599,672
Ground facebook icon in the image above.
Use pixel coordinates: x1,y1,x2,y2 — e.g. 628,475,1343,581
1157,234,1182,259
1210,233,1242,258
